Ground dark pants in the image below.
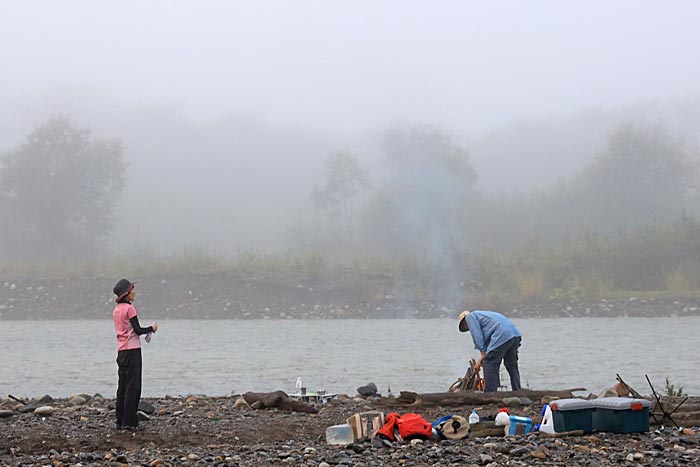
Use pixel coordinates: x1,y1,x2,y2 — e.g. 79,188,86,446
116,348,142,428
483,336,521,392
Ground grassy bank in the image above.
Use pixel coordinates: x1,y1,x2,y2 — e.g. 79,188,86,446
1,245,699,310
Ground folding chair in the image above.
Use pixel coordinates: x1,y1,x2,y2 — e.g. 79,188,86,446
644,374,687,428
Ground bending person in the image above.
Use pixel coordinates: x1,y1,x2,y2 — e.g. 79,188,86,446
458,310,522,393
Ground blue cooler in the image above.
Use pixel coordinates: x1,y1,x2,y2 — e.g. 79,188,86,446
550,398,594,434
592,397,651,433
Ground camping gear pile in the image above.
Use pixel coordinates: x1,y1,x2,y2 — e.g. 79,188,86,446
328,410,472,445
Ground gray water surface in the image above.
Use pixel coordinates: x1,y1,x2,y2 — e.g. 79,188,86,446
1,318,697,398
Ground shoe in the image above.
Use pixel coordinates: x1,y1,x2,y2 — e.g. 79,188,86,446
120,425,144,432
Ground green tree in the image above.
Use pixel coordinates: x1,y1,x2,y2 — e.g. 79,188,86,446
0,117,126,258
578,122,698,234
312,151,370,234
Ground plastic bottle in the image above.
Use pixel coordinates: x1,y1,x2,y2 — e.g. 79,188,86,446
296,377,302,394
325,423,354,445
469,409,480,424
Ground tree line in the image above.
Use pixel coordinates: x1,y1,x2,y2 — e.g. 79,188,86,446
1,116,699,298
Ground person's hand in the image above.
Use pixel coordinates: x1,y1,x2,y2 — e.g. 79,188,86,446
152,322,158,332
475,355,484,371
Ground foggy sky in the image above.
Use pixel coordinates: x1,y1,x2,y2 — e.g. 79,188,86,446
3,1,699,135
1,1,699,252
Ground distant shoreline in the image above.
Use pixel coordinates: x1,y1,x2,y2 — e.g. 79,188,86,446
1,273,699,320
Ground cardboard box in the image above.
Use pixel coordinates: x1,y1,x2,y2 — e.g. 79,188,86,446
346,411,385,441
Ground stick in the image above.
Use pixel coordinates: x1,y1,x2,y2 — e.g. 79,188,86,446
8,394,27,405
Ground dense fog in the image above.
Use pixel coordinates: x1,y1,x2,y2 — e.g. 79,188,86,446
1,1,699,260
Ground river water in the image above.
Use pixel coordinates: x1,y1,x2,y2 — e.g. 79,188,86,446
1,318,697,398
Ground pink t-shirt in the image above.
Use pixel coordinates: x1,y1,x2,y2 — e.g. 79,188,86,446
113,303,141,351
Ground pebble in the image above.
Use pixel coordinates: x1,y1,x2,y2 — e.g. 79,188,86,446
34,406,55,416
3,394,700,467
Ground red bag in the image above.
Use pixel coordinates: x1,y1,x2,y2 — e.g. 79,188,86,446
397,413,432,441
376,412,400,440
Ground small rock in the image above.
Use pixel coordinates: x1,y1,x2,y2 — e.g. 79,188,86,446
234,398,250,409
509,446,530,456
34,406,55,416
502,397,521,407
138,400,156,414
0,410,14,418
356,382,378,397
479,453,493,463
149,460,164,467
69,396,87,406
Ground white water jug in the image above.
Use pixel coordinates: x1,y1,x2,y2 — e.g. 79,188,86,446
539,404,555,434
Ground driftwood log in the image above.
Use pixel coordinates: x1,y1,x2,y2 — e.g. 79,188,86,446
649,396,700,427
390,388,587,407
243,390,318,413
469,421,505,437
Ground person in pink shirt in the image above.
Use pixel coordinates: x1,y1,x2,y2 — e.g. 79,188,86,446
112,278,158,431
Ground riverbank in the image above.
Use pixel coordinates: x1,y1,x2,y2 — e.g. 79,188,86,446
1,273,699,320
1,393,698,466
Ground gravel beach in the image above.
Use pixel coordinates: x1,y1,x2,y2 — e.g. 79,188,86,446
1,392,698,467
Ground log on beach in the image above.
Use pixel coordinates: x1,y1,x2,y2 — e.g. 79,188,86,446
469,421,505,438
390,388,587,406
243,390,318,413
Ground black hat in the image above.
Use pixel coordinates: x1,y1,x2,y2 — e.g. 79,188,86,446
113,278,135,302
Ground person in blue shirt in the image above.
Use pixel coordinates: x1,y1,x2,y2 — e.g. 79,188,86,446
458,310,522,392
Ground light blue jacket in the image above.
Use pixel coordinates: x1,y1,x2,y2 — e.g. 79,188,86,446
466,310,521,354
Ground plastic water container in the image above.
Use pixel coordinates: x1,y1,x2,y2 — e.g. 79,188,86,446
538,404,555,434
468,409,479,424
507,415,533,435
326,423,354,445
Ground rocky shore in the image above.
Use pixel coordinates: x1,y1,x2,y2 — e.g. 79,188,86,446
1,273,699,320
1,392,698,467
